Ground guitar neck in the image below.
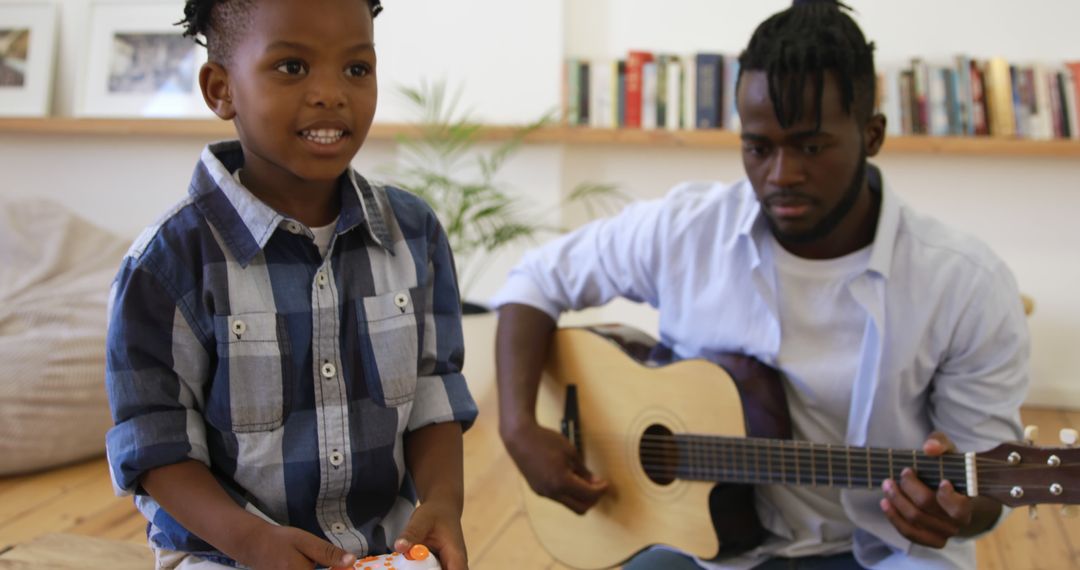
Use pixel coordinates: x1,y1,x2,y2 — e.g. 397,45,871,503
655,434,972,494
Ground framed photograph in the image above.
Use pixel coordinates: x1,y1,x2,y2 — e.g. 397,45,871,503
0,2,57,117
77,1,213,118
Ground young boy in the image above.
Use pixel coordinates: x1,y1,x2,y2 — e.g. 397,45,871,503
104,1,477,569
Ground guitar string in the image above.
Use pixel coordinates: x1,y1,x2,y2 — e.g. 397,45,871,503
630,444,1055,489
621,432,1014,466
632,445,1032,475
562,434,1064,491
573,432,1040,477
632,433,1017,467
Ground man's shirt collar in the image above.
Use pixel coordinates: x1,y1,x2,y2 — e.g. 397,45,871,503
738,163,899,279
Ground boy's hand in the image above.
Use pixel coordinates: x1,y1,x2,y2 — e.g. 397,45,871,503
879,432,974,548
395,499,468,570
240,524,357,570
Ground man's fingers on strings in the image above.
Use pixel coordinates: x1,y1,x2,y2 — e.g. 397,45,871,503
880,498,950,549
922,432,956,456
882,477,959,537
936,480,973,524
897,468,945,513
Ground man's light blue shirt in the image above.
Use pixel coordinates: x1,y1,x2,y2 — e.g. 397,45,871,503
491,169,1029,569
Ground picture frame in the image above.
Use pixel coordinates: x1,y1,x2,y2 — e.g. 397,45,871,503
0,2,58,117
77,1,212,118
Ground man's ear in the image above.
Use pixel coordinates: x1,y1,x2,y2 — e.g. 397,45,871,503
863,112,887,158
199,62,235,120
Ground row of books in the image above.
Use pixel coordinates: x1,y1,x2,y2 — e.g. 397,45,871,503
882,58,1080,140
563,51,1080,141
563,52,741,132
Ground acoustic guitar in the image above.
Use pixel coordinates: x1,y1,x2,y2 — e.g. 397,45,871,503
523,325,1080,570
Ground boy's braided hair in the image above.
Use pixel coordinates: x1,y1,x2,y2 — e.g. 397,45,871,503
178,0,383,64
738,0,876,129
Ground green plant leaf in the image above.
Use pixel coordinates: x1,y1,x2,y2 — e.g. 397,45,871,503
386,79,622,299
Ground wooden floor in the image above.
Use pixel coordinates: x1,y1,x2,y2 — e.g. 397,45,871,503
1,397,1077,569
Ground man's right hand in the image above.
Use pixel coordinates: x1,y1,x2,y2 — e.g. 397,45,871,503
501,421,609,515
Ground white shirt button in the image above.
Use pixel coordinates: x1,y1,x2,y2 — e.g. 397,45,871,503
231,319,246,337
317,272,329,287
329,451,344,466
394,293,409,309
330,522,347,534
287,222,302,234
321,362,337,379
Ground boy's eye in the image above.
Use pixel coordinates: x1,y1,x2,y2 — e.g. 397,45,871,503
346,63,370,78
275,60,307,76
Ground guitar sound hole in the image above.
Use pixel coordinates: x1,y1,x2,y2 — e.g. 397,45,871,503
640,424,677,486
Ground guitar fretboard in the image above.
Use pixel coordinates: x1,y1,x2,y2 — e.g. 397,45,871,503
641,434,969,493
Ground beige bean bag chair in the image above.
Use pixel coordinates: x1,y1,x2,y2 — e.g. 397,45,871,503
0,198,128,475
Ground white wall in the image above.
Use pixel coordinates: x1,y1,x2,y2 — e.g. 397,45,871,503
1,0,1078,407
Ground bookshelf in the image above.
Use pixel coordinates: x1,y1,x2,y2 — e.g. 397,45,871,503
3,117,1079,158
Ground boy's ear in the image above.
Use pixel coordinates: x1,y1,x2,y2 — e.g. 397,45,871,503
199,62,235,120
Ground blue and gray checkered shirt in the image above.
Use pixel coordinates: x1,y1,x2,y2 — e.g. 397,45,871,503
105,141,478,564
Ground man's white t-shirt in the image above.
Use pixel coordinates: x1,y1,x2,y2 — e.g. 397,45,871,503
759,232,871,558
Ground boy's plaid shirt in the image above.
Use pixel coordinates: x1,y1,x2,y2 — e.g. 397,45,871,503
105,141,477,564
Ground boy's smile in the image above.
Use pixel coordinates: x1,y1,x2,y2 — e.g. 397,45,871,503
200,0,377,226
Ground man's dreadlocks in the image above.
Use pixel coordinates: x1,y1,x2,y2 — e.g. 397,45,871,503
738,0,877,129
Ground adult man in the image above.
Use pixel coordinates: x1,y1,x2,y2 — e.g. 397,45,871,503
491,1,1029,568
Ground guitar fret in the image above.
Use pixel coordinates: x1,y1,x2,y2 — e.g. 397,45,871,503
794,441,801,485
712,436,721,481
866,446,872,489
766,440,773,484
731,438,737,481
845,447,853,488
827,444,833,487
888,448,894,482
756,438,764,483
739,438,746,482
810,442,817,487
701,437,707,481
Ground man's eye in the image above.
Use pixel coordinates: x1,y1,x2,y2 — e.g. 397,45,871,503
346,64,370,78
802,144,822,155
743,145,768,157
275,61,307,75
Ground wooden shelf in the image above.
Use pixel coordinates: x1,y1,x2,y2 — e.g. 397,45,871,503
2,117,1079,158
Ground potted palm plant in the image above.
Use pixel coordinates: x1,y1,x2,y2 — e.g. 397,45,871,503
389,80,623,313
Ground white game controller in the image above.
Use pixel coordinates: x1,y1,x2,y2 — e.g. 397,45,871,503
353,544,441,569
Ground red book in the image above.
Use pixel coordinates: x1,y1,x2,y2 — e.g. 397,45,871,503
624,51,654,128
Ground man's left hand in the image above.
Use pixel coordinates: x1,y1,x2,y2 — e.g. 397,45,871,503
880,432,973,549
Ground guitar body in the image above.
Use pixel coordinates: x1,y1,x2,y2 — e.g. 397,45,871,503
524,326,790,569
523,327,1080,569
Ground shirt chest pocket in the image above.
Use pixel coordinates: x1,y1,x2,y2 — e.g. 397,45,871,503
209,312,292,433
357,287,422,407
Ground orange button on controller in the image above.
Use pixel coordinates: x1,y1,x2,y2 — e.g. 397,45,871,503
406,544,430,561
